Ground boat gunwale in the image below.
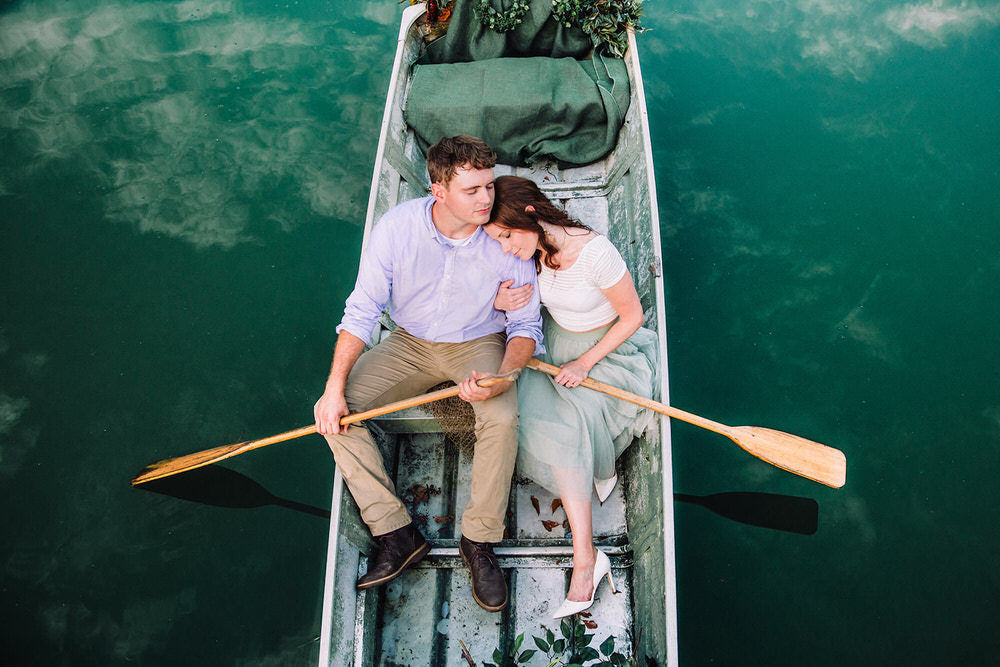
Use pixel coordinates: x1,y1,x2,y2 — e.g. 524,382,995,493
622,26,680,666
316,7,425,666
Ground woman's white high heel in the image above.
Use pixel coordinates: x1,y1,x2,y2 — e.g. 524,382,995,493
594,474,618,503
552,548,616,619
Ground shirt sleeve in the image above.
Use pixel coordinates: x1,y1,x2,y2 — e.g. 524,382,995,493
336,221,393,345
591,236,628,289
503,258,545,354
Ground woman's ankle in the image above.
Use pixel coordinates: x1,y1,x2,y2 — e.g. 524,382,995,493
572,541,597,568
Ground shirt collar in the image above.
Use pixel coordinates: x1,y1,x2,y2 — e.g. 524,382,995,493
422,197,484,247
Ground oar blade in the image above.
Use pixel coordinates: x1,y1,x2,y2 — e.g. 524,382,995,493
730,426,847,488
131,440,252,486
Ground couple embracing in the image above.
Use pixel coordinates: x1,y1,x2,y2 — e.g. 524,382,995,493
314,135,657,618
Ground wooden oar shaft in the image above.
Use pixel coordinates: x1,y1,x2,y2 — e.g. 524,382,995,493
525,358,847,488
131,372,518,486
191,383,478,460
526,358,731,437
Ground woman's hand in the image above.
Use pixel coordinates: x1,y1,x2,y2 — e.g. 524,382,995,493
494,279,533,311
554,358,595,388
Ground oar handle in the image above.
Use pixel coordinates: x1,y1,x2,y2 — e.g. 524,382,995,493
525,358,731,437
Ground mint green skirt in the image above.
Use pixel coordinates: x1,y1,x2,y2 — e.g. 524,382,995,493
516,313,659,500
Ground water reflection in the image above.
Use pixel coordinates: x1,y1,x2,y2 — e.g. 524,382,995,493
645,0,1000,80
0,0,391,247
675,491,819,535
0,329,43,480
139,464,330,519
835,272,903,365
0,392,34,477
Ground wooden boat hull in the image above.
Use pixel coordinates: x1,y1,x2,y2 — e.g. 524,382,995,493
318,5,678,665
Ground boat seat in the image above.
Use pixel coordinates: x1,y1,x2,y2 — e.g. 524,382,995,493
371,405,446,434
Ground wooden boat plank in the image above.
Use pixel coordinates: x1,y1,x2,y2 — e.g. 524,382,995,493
365,555,636,665
368,408,443,433
377,570,441,665
564,195,611,235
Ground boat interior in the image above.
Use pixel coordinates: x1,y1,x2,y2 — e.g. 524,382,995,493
319,6,677,665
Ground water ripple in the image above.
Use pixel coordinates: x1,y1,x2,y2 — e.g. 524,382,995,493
0,0,390,247
646,0,1000,80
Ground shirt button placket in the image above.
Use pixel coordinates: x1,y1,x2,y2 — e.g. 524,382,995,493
432,248,455,338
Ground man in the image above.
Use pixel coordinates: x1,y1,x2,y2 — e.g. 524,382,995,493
314,135,542,612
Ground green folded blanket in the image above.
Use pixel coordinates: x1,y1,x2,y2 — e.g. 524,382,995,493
404,54,629,167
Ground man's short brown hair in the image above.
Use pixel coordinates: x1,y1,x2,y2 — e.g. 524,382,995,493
426,135,497,186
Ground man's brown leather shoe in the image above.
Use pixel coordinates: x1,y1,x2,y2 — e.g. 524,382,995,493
357,523,430,590
460,536,508,612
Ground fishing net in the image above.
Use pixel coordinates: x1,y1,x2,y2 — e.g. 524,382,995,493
425,382,478,457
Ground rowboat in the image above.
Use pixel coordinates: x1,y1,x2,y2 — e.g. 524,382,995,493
318,4,678,664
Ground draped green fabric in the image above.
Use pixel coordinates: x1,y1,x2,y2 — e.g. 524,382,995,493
404,0,630,167
420,0,592,63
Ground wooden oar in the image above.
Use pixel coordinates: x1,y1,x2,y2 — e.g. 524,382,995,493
526,358,847,488
131,370,521,486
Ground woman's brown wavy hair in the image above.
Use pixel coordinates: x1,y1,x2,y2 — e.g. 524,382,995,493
489,176,591,271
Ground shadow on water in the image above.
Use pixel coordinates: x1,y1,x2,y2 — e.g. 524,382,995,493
140,465,330,519
674,492,819,535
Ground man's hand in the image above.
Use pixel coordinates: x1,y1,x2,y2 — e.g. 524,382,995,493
314,389,351,435
458,370,512,402
315,331,366,435
458,336,534,402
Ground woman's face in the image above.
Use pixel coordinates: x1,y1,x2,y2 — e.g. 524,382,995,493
484,223,539,261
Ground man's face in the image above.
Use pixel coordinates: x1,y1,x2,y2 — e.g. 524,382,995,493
433,165,495,227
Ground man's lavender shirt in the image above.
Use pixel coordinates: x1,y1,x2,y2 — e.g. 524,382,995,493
337,196,544,350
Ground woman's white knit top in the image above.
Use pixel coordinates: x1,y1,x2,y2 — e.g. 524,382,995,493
538,234,628,331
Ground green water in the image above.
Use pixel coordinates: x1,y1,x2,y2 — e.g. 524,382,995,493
2,1,998,665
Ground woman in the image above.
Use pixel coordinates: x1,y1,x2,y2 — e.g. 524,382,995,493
485,176,658,618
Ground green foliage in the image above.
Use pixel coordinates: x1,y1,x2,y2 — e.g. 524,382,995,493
552,0,646,57
482,616,636,666
473,0,532,33
483,632,538,666
550,0,590,26
473,1,646,57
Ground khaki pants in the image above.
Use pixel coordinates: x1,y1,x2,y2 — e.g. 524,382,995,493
323,329,518,543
